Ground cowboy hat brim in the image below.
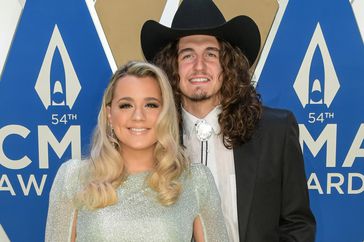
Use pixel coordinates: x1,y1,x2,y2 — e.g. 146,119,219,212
141,15,261,65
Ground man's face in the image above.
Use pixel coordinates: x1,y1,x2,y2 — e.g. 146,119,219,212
177,35,223,107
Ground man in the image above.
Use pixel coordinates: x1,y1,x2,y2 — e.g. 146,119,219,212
140,0,316,241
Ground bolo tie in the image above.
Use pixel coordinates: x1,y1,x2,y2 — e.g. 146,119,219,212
195,120,214,166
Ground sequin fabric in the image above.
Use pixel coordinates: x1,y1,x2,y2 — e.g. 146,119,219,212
45,160,229,242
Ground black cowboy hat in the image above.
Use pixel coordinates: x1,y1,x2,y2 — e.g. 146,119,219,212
140,0,261,65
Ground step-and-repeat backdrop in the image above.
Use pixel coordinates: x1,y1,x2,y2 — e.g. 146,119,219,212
256,1,364,242
0,0,363,241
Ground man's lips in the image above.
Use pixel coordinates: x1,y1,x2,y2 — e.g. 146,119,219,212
189,77,209,84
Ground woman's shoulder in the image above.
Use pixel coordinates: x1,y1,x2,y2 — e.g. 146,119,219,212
59,159,87,170
188,163,215,188
187,164,220,205
51,159,88,197
189,163,211,176
56,159,87,178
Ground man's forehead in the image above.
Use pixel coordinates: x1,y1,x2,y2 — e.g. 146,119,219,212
178,35,220,50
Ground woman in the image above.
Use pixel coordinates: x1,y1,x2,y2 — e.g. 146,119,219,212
45,61,229,242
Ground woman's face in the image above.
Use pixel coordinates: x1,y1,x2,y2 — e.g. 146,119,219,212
107,75,162,153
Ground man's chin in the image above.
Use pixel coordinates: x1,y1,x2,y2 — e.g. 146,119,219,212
187,94,210,102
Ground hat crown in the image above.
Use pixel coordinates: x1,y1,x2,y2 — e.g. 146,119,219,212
141,0,261,64
172,0,226,29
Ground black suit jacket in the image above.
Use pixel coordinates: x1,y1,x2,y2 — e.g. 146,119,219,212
233,107,316,242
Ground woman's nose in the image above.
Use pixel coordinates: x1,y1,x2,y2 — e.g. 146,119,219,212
132,106,146,121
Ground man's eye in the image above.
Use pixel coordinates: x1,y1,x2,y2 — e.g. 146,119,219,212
145,103,160,108
206,52,218,58
182,54,192,60
119,103,132,109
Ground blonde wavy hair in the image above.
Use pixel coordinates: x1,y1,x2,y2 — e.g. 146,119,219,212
76,61,188,209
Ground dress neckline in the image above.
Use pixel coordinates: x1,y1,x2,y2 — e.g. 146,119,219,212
125,170,151,183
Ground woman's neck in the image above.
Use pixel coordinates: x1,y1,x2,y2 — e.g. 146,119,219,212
121,148,154,174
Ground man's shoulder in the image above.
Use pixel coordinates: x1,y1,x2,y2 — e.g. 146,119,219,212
255,106,298,133
261,106,294,122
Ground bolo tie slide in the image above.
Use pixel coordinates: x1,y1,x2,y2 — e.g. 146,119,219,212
195,120,213,166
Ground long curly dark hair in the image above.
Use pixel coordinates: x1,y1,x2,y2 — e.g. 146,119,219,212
153,38,262,149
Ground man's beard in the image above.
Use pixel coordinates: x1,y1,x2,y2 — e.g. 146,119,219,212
182,89,211,102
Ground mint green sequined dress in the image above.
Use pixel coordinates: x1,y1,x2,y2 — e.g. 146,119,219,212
45,160,229,242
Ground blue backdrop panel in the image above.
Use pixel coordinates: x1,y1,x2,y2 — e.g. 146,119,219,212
0,0,111,241
257,1,364,241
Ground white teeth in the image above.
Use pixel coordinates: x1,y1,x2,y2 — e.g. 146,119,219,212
190,78,208,82
130,128,147,132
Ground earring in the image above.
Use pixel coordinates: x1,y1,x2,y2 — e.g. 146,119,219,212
108,125,118,148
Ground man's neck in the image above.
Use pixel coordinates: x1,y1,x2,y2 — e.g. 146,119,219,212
182,100,219,118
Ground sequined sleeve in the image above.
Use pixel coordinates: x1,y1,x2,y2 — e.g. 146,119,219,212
45,159,83,242
191,164,230,242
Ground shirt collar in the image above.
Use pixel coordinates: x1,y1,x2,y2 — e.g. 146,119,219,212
182,105,221,137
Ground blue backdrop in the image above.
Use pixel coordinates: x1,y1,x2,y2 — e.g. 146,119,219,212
257,1,364,241
0,0,111,241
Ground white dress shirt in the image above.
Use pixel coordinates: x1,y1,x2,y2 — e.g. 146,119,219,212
182,106,239,242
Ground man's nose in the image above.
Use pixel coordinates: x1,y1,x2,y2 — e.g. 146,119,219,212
193,55,206,71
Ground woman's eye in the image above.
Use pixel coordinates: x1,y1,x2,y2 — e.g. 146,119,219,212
145,103,160,108
119,103,132,109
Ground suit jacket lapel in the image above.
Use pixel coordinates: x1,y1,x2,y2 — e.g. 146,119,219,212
233,130,262,242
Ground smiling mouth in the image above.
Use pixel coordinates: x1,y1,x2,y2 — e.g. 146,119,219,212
189,77,209,84
128,128,149,134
